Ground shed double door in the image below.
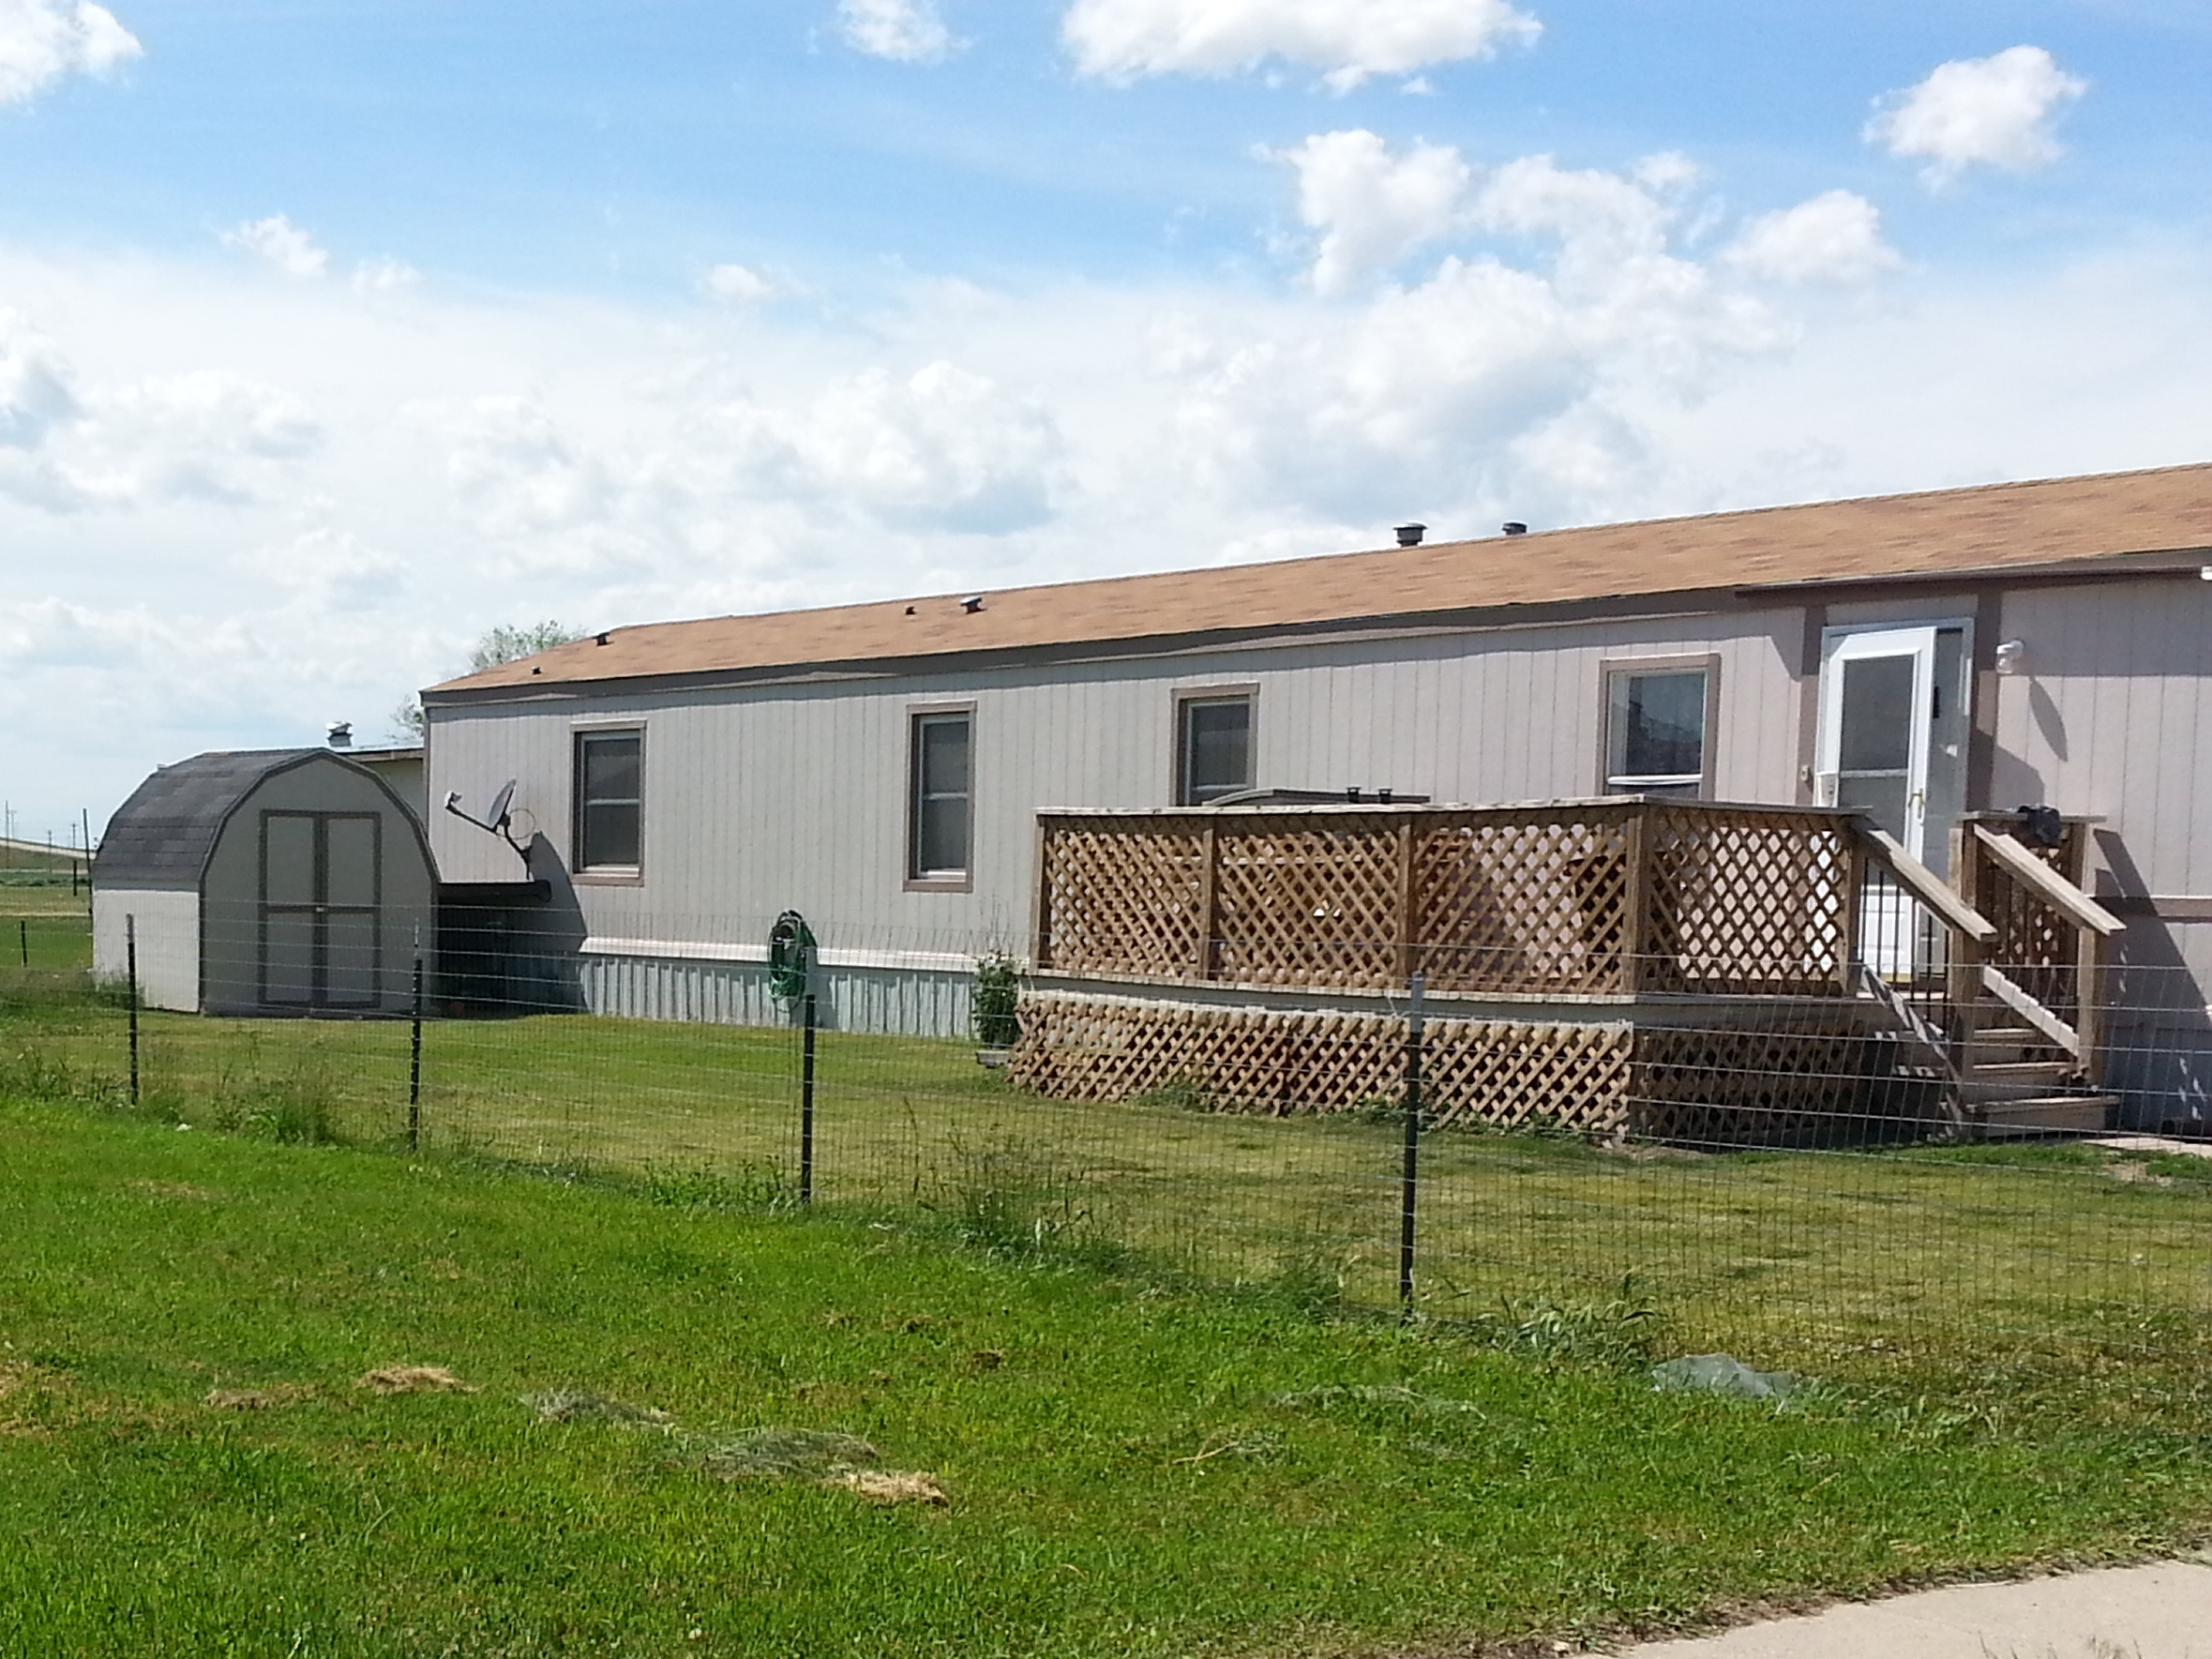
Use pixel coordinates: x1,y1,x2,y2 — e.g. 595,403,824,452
259,812,381,1008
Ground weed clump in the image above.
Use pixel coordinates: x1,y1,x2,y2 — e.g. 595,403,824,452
527,1390,672,1426
1449,1280,1661,1367
642,1161,791,1211
358,1365,477,1395
691,1426,881,1481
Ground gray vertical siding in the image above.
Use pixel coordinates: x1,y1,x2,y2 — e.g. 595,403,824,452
1991,578,2212,1127
577,950,971,1038
425,610,1809,951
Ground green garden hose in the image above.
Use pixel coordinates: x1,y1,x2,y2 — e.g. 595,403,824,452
767,911,815,1001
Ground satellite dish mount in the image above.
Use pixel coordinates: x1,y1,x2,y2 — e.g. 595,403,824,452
444,778,530,867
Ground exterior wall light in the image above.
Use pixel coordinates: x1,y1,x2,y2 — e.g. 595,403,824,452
1994,639,2026,676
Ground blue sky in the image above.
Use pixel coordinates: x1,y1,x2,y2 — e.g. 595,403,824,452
0,0,2208,838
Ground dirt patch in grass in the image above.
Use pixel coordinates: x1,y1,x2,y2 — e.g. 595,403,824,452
357,1365,477,1395
829,1469,947,1506
689,1426,945,1505
526,1389,672,1426
125,1180,218,1201
691,1425,880,1481
203,1384,314,1410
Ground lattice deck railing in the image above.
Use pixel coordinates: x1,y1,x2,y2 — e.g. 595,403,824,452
1032,799,1860,1000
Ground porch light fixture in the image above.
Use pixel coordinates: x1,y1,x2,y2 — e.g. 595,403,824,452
1994,639,2026,676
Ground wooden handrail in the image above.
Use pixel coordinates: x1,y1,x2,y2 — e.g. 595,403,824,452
1980,964,2081,1056
1859,827,1998,943
1971,824,2126,938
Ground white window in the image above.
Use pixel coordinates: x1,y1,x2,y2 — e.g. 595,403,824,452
1177,694,1254,806
574,729,642,871
908,710,972,882
1603,664,1712,798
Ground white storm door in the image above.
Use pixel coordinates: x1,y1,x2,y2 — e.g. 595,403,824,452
1816,626,1939,860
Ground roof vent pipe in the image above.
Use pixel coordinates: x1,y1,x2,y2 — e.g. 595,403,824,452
326,721,353,749
1393,523,1426,548
1501,521,1528,536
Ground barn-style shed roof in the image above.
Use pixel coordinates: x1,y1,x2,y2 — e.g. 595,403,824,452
93,749,420,889
427,461,2212,701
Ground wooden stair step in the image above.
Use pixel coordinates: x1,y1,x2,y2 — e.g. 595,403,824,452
1970,1094,2118,1138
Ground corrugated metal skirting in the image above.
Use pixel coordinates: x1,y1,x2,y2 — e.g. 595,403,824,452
578,952,971,1040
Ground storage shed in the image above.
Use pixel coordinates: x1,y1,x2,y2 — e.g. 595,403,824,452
92,749,437,1016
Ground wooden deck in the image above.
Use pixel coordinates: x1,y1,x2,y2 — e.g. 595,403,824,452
1012,800,2119,1143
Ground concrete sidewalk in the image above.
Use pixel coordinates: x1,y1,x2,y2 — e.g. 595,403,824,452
1618,1560,2212,1657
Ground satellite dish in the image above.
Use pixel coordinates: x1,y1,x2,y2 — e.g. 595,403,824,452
487,779,517,830
505,807,538,842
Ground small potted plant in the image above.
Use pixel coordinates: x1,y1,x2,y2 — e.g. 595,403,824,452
971,950,1021,1067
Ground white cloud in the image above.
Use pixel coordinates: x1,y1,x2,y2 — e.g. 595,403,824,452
702,263,779,304
1274,129,1470,294
1723,191,1901,285
1867,46,2088,185
838,0,955,63
1063,0,1540,89
713,361,1065,535
0,0,140,105
224,215,331,279
0,307,81,448
1171,151,1793,521
352,257,419,295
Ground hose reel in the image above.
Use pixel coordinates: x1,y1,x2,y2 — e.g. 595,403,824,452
767,911,816,1002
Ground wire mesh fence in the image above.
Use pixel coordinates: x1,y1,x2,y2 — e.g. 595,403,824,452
8,886,2210,1402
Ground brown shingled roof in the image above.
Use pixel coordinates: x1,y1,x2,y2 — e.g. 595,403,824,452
429,462,2212,698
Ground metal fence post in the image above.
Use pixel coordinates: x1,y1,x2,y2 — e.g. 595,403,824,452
18,918,25,967
800,991,818,1205
1399,971,1425,1316
125,912,140,1107
408,949,424,1153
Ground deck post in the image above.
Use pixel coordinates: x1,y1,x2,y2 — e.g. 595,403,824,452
1620,804,1650,995
1029,819,1054,973
1946,824,1982,1086
1395,817,1419,987
2077,927,2107,1088
1197,822,1220,981
1837,828,1866,995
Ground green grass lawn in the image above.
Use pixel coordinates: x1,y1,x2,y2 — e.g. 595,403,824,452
4,1093,2212,1659
8,987,2210,1397
0,889,88,973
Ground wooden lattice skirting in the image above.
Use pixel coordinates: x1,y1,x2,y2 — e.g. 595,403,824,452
1009,991,1940,1146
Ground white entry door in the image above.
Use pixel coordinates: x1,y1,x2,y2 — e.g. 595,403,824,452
1816,626,1939,859
1817,626,1944,980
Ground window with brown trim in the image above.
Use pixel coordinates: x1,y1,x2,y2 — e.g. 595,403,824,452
1176,694,1253,806
1603,665,1711,798
574,729,643,871
909,711,972,881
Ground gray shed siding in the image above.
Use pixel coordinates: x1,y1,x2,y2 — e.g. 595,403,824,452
199,762,437,1018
